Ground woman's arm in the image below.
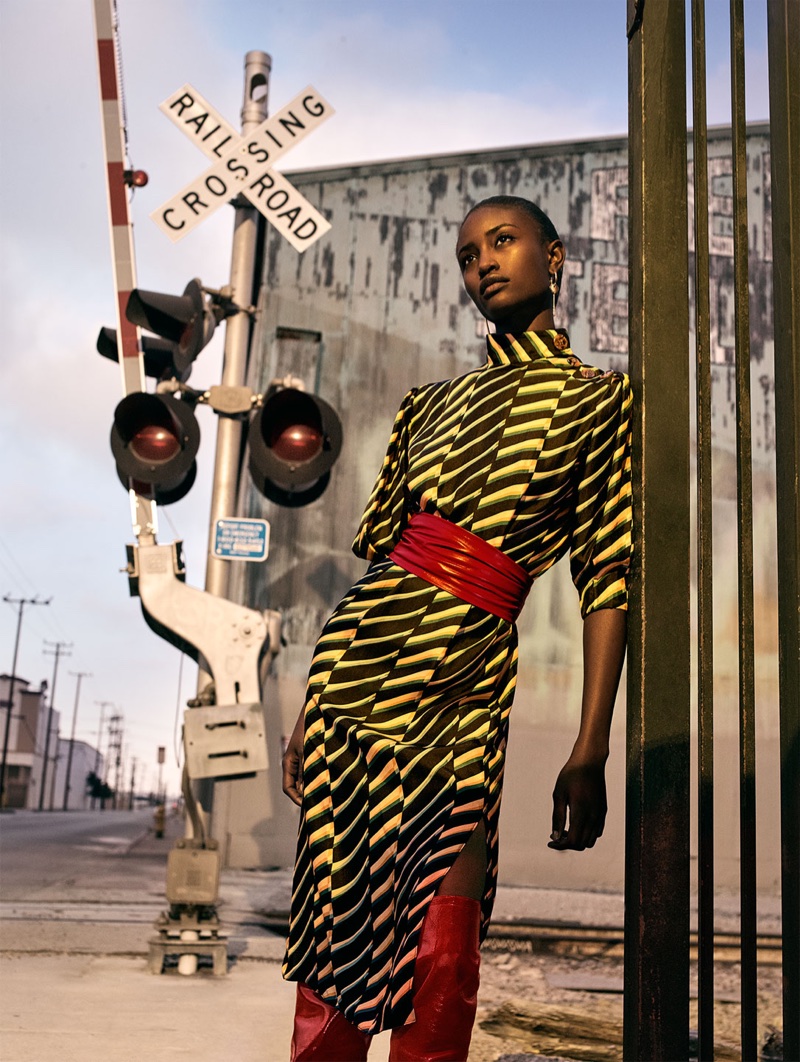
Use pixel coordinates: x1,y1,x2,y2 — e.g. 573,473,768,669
548,607,627,851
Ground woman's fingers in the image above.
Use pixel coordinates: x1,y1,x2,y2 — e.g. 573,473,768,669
550,783,568,845
282,709,307,807
282,749,304,807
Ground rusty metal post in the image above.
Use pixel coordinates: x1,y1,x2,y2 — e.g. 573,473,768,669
689,2,716,1057
728,4,759,1057
625,0,692,1058
766,2,800,1058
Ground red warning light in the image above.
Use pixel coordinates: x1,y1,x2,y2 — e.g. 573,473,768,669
130,424,181,464
269,422,323,463
124,169,149,188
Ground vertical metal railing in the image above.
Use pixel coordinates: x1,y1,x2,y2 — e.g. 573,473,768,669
627,0,799,1058
689,1,715,1057
766,2,800,1059
624,1,692,1058
729,3,759,1058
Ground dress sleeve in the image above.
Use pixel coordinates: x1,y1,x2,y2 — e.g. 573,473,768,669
352,388,416,561
569,373,633,617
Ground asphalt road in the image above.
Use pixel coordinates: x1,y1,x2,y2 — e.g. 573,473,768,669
0,807,160,899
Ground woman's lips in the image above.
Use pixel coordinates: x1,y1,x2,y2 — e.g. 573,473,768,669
480,277,508,299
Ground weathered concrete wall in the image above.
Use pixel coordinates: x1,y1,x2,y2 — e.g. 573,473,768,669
217,126,780,896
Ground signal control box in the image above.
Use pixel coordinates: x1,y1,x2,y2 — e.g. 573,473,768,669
166,838,221,906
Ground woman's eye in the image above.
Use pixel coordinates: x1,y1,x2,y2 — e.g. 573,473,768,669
496,233,513,245
459,254,475,269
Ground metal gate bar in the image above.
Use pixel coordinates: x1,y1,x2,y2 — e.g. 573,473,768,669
624,2,692,1058
628,0,798,1057
728,3,759,1057
766,1,800,1058
689,2,715,1058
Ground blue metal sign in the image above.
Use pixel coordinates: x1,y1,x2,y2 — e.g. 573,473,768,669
213,518,270,562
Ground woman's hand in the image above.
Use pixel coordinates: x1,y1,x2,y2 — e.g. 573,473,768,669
548,607,626,851
282,708,305,807
548,755,608,851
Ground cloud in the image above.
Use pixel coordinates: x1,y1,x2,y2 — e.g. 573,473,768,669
704,46,770,127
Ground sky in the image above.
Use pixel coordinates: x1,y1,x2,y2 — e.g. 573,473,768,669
0,0,771,799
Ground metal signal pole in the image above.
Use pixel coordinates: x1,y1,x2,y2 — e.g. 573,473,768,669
1,594,51,808
187,51,271,845
62,671,92,810
202,52,271,622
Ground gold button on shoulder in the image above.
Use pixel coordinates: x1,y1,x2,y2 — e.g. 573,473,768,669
553,333,569,350
568,356,581,367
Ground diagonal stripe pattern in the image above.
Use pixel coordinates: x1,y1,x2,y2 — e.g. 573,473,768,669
283,329,633,1034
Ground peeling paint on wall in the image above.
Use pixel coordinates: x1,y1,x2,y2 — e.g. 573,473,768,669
224,126,779,891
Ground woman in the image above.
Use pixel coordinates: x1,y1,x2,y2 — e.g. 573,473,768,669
282,194,632,1061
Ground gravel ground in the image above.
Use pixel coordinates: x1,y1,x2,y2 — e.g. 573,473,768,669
467,941,784,1062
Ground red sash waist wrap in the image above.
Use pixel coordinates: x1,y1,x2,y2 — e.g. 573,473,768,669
388,511,532,623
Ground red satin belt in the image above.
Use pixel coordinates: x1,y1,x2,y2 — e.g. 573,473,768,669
388,511,532,623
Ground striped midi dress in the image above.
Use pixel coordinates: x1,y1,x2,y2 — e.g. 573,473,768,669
282,328,633,1034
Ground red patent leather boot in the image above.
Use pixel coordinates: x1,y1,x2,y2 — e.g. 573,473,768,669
389,894,482,1062
290,982,372,1061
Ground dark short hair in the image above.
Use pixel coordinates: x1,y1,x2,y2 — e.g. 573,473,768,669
464,195,560,244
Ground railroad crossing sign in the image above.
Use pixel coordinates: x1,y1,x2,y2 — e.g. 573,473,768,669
153,84,334,251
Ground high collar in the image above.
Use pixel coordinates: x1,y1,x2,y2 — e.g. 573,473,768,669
485,329,576,367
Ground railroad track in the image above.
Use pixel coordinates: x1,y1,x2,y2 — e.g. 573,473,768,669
256,910,782,965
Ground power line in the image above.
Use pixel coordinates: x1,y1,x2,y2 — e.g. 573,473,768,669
0,537,68,643
0,594,51,808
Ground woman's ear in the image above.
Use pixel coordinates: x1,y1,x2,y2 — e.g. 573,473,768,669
548,239,566,273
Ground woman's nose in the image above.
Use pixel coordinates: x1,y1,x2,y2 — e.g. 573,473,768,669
478,257,497,278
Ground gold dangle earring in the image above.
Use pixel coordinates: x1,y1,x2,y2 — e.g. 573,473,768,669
549,272,559,315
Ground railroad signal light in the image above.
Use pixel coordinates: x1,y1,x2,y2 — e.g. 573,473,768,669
97,279,218,384
125,278,217,381
110,392,200,505
96,327,191,383
248,386,343,507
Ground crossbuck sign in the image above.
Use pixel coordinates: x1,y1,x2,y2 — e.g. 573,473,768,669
153,84,334,252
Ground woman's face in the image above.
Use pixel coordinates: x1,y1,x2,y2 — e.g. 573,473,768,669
456,204,564,333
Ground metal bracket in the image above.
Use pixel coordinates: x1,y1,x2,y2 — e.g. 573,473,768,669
183,702,267,779
204,384,256,415
126,539,280,706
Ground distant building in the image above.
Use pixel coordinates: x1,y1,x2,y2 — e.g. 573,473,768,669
53,739,100,811
215,125,778,894
0,674,52,809
0,675,102,810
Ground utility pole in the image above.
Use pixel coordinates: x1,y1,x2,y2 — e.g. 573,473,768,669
63,671,91,810
1,594,51,808
92,700,113,809
107,712,123,809
39,639,72,811
129,756,137,810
